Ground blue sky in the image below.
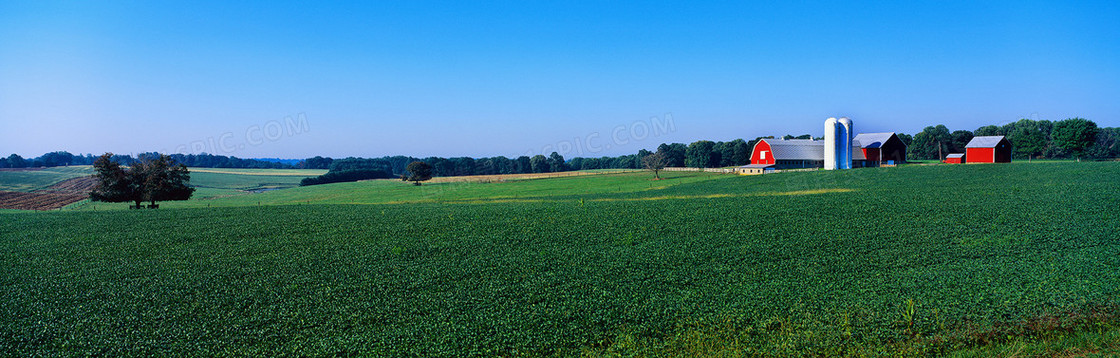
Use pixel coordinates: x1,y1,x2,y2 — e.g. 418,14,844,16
1,1,1117,159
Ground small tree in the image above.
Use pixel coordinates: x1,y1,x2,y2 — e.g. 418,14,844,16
406,161,433,186
641,152,668,179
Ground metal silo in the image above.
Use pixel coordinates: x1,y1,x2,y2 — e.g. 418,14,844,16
824,117,838,170
838,117,853,169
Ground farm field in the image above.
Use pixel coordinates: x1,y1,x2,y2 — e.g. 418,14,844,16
0,166,324,210
68,170,724,210
2,162,1119,356
0,166,94,192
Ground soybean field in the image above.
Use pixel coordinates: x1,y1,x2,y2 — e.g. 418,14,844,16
2,162,1119,356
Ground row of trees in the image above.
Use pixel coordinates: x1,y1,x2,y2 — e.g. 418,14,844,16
9,118,1116,176
907,118,1116,160
0,152,293,169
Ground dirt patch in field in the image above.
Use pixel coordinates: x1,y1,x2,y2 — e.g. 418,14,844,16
38,176,98,194
0,191,88,210
0,176,97,210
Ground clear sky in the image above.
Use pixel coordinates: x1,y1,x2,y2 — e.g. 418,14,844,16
2,1,1118,159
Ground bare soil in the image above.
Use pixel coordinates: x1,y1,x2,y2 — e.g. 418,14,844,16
0,176,97,210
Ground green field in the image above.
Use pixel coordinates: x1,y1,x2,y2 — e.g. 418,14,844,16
2,163,1119,356
0,166,94,192
70,170,724,210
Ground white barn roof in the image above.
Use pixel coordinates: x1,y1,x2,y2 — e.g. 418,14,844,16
965,136,1007,148
761,139,866,161
852,133,896,149
946,153,965,159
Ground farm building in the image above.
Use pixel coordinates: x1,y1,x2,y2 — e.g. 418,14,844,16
852,132,907,165
964,136,1012,163
746,138,867,171
944,153,965,164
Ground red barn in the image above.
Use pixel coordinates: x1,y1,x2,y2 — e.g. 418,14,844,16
749,138,865,169
853,132,907,165
944,153,965,164
964,136,1012,163
750,139,824,169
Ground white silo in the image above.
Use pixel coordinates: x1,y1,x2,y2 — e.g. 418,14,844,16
824,117,839,170
838,117,853,169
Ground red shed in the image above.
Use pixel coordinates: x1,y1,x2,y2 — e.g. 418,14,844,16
964,136,1012,163
944,153,965,164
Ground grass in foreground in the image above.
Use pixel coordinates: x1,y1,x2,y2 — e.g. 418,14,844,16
1,162,1118,356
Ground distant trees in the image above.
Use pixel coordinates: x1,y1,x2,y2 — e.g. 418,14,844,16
405,161,433,185
299,156,334,169
641,152,667,179
0,154,25,168
548,152,567,172
90,153,195,208
656,143,687,167
686,140,717,168
949,130,974,153
1052,118,1099,160
909,125,952,160
529,155,548,173
1086,127,1120,159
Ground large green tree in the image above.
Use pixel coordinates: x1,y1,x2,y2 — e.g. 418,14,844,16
949,130,974,153
90,153,194,208
1052,118,1099,160
1007,119,1050,159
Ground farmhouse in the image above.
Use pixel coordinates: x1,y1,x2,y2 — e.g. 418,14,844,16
852,132,907,165
944,153,965,164
964,136,1012,163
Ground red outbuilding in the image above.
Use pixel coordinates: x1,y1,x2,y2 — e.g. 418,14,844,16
964,136,1012,163
853,132,908,165
944,153,965,164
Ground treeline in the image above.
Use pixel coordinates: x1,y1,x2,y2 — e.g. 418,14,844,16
0,152,294,169
5,118,1115,175
905,118,1118,160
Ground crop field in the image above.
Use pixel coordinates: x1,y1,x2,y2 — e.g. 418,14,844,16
2,162,1119,356
0,166,94,192
68,170,725,210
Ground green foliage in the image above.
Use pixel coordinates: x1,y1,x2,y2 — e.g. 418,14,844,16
1052,118,1100,159
530,154,549,173
405,161,433,185
909,125,951,160
949,130,974,153
3,163,1120,356
90,153,195,207
685,140,717,168
299,169,392,186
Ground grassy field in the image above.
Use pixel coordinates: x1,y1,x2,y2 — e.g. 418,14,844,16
2,162,1119,356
